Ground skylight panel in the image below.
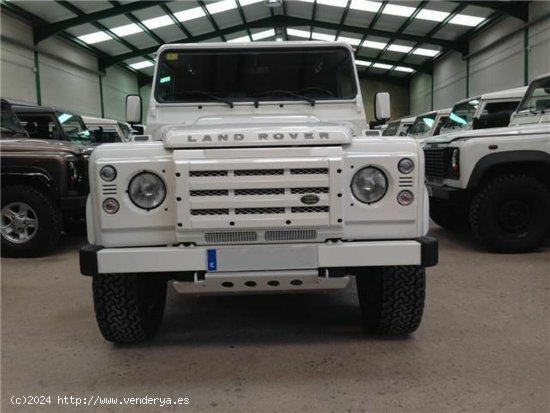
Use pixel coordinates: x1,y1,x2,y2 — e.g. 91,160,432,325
252,29,275,40
311,31,335,42
111,23,142,37
143,15,174,30
174,6,206,22
413,47,440,57
449,14,485,26
416,9,450,22
239,0,264,5
382,3,415,18
78,31,112,44
394,66,415,73
130,61,154,70
337,36,362,46
362,40,387,50
207,0,237,15
287,28,311,38
355,60,372,66
349,0,381,13
373,63,393,69
317,0,347,6
388,44,412,54
228,35,251,43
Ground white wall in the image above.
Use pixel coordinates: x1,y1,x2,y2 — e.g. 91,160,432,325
0,12,37,104
1,12,140,121
433,51,467,109
410,7,550,116
528,1,550,81
469,16,525,96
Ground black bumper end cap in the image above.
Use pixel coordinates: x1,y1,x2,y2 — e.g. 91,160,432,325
79,244,103,276
416,236,438,267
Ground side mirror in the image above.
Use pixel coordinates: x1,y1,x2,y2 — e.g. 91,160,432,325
126,94,142,124
472,117,480,130
375,92,391,121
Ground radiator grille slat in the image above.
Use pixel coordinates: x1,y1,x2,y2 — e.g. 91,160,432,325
424,148,447,178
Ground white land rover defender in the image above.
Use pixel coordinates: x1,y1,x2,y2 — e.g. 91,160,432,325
424,73,550,253
80,42,438,344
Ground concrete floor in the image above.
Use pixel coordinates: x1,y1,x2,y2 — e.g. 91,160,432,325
1,226,549,413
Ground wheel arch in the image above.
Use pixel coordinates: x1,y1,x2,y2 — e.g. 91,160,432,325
1,172,59,200
467,151,550,189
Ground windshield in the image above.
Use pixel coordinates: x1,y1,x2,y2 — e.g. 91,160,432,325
517,77,550,113
382,121,400,136
56,112,93,144
443,99,479,130
118,122,131,140
155,46,357,105
1,102,27,136
409,112,437,135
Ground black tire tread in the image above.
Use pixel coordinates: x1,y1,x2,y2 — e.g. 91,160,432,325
469,174,550,252
1,185,62,257
356,266,425,336
92,274,166,344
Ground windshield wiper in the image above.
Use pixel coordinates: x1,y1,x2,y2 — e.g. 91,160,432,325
163,91,234,108
251,90,316,107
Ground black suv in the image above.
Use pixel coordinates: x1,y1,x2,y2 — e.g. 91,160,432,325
1,99,91,257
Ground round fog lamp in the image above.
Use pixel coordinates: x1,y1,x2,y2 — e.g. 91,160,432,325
128,172,166,210
398,158,414,174
102,198,120,214
351,167,388,204
397,190,414,206
100,165,117,182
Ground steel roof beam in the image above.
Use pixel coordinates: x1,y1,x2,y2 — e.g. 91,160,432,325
56,1,154,64
34,1,169,43
109,0,165,44
159,3,193,38
235,0,253,41
453,1,528,21
356,0,389,54
198,0,226,42
334,0,352,40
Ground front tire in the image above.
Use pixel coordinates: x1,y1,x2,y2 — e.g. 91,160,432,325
1,185,62,257
469,174,550,253
92,274,167,344
355,266,425,336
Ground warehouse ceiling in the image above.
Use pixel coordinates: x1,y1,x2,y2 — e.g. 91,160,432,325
1,0,528,82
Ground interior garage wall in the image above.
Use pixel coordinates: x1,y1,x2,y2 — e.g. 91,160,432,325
409,5,550,115
1,12,140,121
0,12,37,104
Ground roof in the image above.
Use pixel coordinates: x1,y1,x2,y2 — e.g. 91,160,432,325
454,86,529,106
1,0,526,82
11,104,57,113
81,115,119,125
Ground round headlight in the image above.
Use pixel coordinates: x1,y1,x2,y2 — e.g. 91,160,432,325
398,158,414,174
128,172,166,210
100,165,117,182
351,167,388,204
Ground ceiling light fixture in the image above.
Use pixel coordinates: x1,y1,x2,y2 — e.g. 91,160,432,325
129,61,154,70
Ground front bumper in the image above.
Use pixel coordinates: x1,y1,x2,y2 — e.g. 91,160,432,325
60,195,87,211
427,184,466,203
80,237,438,277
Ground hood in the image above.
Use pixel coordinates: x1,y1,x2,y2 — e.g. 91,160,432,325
424,123,550,146
160,115,355,149
0,138,94,155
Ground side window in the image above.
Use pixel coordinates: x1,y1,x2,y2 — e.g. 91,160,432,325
17,114,61,140
478,101,520,128
433,116,448,136
88,126,120,143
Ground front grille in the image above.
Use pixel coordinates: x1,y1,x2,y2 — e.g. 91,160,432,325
205,232,257,243
424,148,448,178
265,229,317,241
234,169,284,176
290,168,328,175
291,187,329,194
191,209,229,216
190,170,228,177
190,189,229,197
291,206,329,213
235,207,285,215
183,161,334,232
235,188,285,196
